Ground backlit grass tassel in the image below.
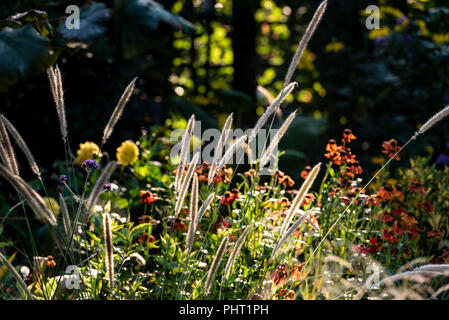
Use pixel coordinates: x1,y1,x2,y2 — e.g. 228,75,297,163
0,252,34,300
259,111,296,170
175,152,199,217
0,164,57,226
186,173,199,252
102,77,137,145
85,161,117,216
413,105,449,139
208,113,233,184
249,82,297,143
279,162,321,237
0,116,19,175
204,235,229,296
47,66,68,142
224,227,253,280
103,212,114,289
1,115,40,179
284,0,327,86
175,115,195,193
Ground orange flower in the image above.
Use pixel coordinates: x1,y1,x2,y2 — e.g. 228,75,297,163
279,175,295,187
300,166,312,179
377,185,392,202
221,188,239,206
325,139,338,152
46,256,56,268
428,230,443,239
244,168,256,178
382,139,401,160
342,128,357,143
140,190,158,205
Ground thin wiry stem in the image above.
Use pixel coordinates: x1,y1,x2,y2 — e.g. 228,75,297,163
283,0,327,86
101,77,137,145
0,252,34,300
1,115,40,179
59,193,72,244
204,235,229,296
259,111,297,170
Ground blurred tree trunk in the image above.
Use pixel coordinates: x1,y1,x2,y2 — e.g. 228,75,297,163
232,0,258,125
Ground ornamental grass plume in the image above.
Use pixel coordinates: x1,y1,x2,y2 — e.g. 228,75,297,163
103,212,114,289
208,113,233,185
46,66,67,142
269,210,309,264
216,135,247,175
195,192,215,226
175,115,196,193
259,110,297,170
204,235,229,296
116,140,139,165
0,115,19,175
59,193,72,243
279,162,321,237
85,161,118,215
249,82,297,143
224,226,253,280
1,115,41,179
413,105,449,139
0,252,34,300
283,0,328,87
186,173,199,252
102,77,138,145
0,164,57,226
174,152,199,217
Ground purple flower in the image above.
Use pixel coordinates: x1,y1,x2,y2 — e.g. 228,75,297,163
374,36,389,48
82,159,100,172
436,154,449,167
104,183,118,192
59,174,67,183
396,16,407,26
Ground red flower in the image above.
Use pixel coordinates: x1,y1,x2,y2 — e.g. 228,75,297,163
173,218,186,231
221,188,239,205
213,216,230,232
427,230,443,239
377,185,393,202
353,244,370,255
383,228,399,243
325,139,338,152
271,264,288,285
382,139,401,160
300,166,312,179
342,128,357,143
140,190,158,205
408,179,426,194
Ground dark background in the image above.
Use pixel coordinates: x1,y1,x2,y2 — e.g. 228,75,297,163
1,0,449,182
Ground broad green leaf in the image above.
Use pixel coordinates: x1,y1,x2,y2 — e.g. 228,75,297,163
0,25,55,92
59,2,111,41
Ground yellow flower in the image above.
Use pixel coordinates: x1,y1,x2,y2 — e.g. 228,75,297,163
369,26,390,40
43,197,60,216
116,140,139,165
325,41,344,53
432,33,449,45
75,142,102,165
416,20,429,36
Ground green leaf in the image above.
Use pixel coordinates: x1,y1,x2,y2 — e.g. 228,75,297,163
59,2,111,41
0,10,52,37
130,223,152,239
0,25,55,92
113,0,195,59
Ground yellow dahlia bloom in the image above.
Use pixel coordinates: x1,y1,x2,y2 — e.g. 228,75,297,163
116,140,139,165
75,142,102,165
